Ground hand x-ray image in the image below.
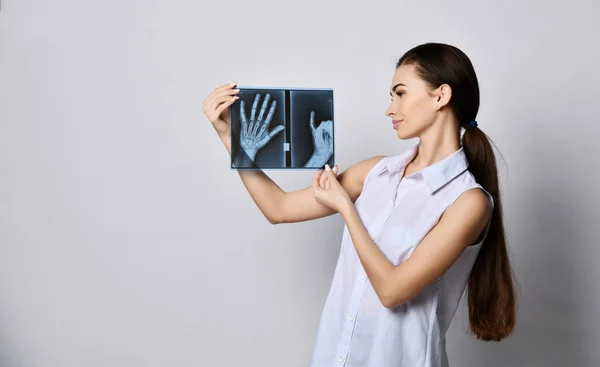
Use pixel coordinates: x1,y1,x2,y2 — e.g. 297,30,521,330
230,87,335,170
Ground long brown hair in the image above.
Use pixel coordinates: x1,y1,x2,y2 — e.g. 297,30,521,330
397,43,516,341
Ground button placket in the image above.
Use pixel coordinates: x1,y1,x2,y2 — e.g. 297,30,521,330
372,176,404,247
334,265,369,365
333,173,403,366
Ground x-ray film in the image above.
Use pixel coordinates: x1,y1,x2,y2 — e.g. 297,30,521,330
230,87,335,170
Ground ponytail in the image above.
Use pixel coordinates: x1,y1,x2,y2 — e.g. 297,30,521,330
462,126,517,341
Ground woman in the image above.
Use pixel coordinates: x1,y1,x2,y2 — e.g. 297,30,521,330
202,42,516,367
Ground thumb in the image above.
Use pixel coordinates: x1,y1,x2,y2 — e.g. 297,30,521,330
325,165,338,181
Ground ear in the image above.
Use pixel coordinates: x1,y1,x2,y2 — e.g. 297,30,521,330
435,84,452,110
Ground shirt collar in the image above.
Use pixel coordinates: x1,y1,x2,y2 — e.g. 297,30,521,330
377,142,469,194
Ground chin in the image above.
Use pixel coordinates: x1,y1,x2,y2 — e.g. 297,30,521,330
396,128,417,140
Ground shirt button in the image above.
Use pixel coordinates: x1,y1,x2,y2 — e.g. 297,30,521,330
349,315,355,321
338,356,345,362
360,273,366,280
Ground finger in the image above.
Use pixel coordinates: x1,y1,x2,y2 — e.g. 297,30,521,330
257,93,270,121
204,93,239,121
264,99,277,125
312,170,323,189
219,82,237,91
319,167,328,188
253,93,271,137
324,169,337,188
209,87,240,105
240,100,248,135
257,125,284,147
208,82,237,98
204,83,238,108
207,91,240,108
326,168,338,181
214,96,238,119
251,93,260,122
248,94,261,137
309,111,316,132
257,99,277,138
271,125,285,137
325,165,337,177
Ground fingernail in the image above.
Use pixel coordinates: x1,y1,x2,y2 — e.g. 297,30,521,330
229,82,237,87
325,164,330,171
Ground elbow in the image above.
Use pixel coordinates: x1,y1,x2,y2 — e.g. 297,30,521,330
267,195,286,225
267,214,283,225
381,296,396,309
381,296,404,309
380,289,408,309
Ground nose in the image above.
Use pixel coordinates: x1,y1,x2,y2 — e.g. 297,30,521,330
385,104,395,118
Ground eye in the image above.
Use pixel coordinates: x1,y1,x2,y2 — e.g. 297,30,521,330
396,92,404,97
390,92,404,101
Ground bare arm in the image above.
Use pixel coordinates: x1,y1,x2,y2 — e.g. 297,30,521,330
276,155,385,224
219,134,287,224
203,82,384,224
221,135,384,224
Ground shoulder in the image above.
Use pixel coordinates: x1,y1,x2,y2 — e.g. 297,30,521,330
443,187,492,244
454,188,490,212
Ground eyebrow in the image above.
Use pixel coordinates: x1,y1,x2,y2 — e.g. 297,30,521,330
389,83,406,95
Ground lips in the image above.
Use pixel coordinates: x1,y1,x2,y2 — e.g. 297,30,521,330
392,120,403,129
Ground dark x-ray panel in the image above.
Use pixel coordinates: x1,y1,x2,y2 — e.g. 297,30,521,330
290,90,334,168
230,89,286,169
230,87,334,170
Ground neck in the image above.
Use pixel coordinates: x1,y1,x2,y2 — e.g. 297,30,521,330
411,117,461,169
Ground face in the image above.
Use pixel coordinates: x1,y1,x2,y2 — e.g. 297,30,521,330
385,63,447,139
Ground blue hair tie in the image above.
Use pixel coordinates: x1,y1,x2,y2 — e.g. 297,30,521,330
465,120,478,130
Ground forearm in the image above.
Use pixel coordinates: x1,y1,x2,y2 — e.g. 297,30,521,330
219,134,286,224
341,203,395,304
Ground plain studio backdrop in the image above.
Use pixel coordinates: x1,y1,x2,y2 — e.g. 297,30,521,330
1,0,599,366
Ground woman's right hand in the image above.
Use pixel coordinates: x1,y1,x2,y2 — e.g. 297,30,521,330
202,82,240,138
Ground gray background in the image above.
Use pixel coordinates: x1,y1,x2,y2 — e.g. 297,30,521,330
1,0,599,366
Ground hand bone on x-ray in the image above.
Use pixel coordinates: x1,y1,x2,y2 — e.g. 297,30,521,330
309,111,333,156
239,93,284,152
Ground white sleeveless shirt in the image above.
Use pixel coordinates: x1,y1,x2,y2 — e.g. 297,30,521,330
308,143,494,367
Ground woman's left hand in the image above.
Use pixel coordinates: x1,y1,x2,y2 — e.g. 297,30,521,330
312,164,353,214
